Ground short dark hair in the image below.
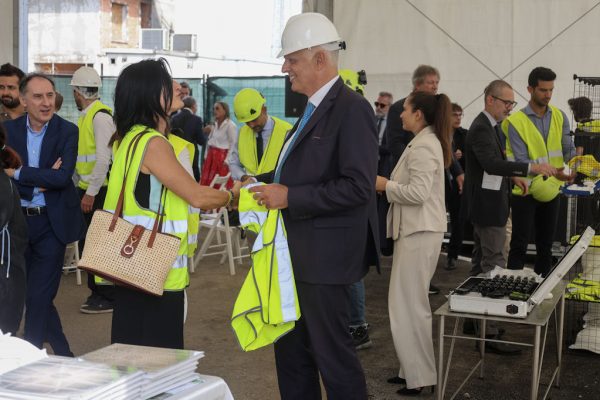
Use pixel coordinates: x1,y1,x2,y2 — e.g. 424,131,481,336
568,97,593,121
180,81,192,95
19,73,56,94
528,67,556,88
0,63,25,81
183,96,196,108
113,58,173,142
451,103,463,113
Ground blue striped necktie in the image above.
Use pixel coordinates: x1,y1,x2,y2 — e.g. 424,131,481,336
274,102,315,182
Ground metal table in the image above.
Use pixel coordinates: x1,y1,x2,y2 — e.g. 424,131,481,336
435,280,567,400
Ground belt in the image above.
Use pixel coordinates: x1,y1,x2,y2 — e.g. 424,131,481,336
22,206,47,216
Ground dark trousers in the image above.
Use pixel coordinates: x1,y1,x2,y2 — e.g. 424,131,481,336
77,187,114,302
111,286,185,349
274,282,367,400
24,213,72,356
507,194,560,276
447,184,466,260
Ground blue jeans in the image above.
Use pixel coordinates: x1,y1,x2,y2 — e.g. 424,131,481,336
349,280,366,327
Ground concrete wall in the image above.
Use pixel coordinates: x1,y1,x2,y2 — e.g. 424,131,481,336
0,0,14,64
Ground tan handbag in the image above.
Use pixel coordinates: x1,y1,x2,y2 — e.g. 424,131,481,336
78,132,181,296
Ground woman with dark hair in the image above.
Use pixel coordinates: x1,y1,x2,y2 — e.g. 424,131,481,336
0,123,28,335
376,92,452,395
106,58,238,349
199,101,237,187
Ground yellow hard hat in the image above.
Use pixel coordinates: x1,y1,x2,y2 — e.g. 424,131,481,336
339,69,365,95
529,175,563,202
233,88,266,123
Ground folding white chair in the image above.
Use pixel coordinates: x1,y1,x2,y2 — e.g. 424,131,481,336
193,174,249,275
63,241,82,285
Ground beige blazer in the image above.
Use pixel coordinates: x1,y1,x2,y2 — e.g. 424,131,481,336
385,125,447,240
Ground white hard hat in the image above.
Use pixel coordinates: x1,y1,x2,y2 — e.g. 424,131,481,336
278,12,345,58
70,66,102,88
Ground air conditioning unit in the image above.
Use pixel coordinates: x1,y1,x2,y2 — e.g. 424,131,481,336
172,34,197,52
141,28,169,50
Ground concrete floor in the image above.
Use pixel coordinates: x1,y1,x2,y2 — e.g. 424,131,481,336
47,246,600,399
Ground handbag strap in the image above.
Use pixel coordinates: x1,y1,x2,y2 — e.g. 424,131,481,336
148,185,168,247
109,131,147,231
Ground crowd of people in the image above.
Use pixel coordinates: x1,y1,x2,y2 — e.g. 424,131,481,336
0,10,580,399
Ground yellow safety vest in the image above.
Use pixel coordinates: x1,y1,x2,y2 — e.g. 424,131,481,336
566,275,600,302
102,125,190,291
231,183,300,351
238,117,292,176
168,133,200,258
577,120,600,133
502,105,564,195
76,100,112,190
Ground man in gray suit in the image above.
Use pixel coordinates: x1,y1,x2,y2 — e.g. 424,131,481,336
463,80,556,353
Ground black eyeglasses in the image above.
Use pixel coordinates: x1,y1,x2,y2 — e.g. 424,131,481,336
492,95,518,108
374,102,389,108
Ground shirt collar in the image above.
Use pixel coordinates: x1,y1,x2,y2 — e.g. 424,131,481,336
308,75,339,109
81,100,98,114
262,115,275,133
522,103,551,117
482,110,499,127
26,114,50,135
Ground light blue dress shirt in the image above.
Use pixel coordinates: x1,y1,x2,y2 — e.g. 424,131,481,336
14,116,50,207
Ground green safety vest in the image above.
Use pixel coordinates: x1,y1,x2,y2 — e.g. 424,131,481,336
238,117,292,176
566,275,600,302
231,183,300,351
502,105,564,195
102,125,190,291
168,133,200,258
577,120,600,133
76,100,112,190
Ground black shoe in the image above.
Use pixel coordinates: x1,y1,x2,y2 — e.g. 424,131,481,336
387,376,406,385
475,338,521,355
350,325,372,350
397,386,434,396
80,300,114,314
428,284,440,295
446,257,457,270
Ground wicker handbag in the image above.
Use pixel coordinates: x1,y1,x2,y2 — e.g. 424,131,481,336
78,132,181,296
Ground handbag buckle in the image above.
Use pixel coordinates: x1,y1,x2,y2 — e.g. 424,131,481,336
121,225,145,258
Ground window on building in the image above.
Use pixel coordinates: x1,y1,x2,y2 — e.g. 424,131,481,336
111,2,128,42
141,1,152,29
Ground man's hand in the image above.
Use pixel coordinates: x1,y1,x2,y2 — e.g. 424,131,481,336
512,177,529,195
4,168,15,178
51,157,62,169
530,163,557,177
249,184,288,209
230,181,242,209
81,194,95,213
555,167,577,183
456,173,464,194
454,149,463,160
375,175,388,192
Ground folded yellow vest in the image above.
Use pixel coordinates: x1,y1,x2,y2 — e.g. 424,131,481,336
231,183,301,351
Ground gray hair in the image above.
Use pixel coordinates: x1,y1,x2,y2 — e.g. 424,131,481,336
484,80,512,99
183,96,197,109
412,65,440,87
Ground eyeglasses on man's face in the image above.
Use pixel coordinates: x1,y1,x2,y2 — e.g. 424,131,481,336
492,95,517,108
374,101,389,108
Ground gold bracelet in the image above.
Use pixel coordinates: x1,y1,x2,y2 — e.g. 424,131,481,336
224,189,234,208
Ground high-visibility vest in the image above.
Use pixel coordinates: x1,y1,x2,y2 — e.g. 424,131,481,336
238,117,292,176
76,100,112,190
231,183,300,351
102,125,190,291
502,105,564,195
577,120,600,133
566,275,600,302
168,133,200,258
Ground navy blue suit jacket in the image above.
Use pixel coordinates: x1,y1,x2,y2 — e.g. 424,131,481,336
5,114,85,245
257,78,380,284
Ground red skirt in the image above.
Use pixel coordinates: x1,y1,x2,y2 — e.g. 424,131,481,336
200,146,233,189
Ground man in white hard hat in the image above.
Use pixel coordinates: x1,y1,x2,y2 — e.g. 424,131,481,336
249,12,379,399
70,66,116,314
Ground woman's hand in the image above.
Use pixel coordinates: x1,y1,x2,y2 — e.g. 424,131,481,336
375,175,388,193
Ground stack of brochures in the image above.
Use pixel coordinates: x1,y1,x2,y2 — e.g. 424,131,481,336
82,343,205,399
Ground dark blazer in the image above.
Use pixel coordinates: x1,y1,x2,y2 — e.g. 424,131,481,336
256,78,380,284
5,114,85,245
464,112,529,227
171,108,206,181
384,97,413,166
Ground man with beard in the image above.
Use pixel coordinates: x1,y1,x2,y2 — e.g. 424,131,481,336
228,88,292,181
503,67,576,277
0,63,25,122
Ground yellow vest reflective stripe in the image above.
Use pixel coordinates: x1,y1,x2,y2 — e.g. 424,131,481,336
566,275,600,302
502,105,564,195
238,117,292,176
231,183,300,351
168,133,200,257
76,100,112,190
577,120,600,133
102,125,190,291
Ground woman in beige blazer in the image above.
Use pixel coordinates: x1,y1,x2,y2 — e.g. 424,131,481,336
376,92,452,396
